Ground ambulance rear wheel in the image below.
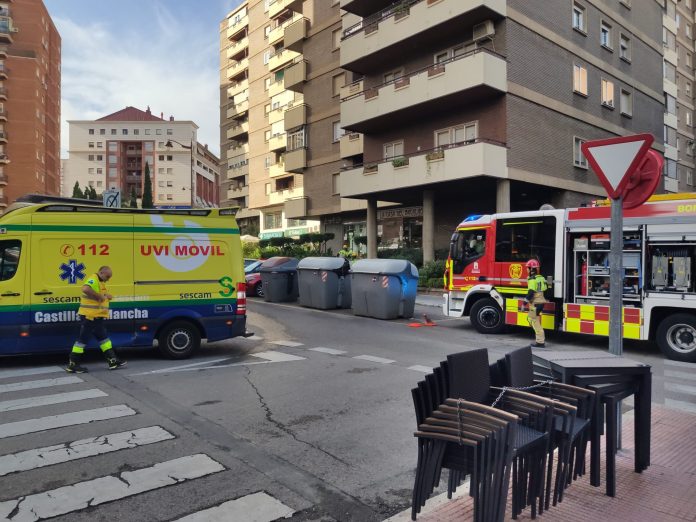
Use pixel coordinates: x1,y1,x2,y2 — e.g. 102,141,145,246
158,321,201,359
657,314,696,363
470,298,505,334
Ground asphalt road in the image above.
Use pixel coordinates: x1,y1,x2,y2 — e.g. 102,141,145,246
1,296,695,521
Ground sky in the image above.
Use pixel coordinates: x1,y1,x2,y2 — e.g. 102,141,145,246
44,0,244,158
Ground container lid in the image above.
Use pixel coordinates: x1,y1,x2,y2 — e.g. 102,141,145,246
298,257,350,271
350,258,418,277
259,257,299,272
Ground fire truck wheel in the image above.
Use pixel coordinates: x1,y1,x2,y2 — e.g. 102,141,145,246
158,320,201,359
470,298,506,334
657,314,696,362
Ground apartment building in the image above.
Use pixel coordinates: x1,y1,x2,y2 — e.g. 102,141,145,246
220,0,322,238
63,107,219,208
338,0,665,262
0,0,61,210
664,0,696,192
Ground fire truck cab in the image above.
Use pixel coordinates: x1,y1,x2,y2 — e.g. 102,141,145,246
444,194,696,362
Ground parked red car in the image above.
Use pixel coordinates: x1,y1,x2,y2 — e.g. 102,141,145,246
245,260,265,297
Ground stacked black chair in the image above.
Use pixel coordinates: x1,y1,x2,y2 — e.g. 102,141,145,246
498,347,595,509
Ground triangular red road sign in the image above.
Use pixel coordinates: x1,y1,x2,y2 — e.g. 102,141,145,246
581,134,654,199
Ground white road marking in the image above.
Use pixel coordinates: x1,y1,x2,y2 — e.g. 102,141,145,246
128,358,232,376
245,335,264,341
0,405,136,439
0,454,224,522
664,359,696,369
0,376,83,395
664,369,696,381
0,426,174,477
0,389,107,413
165,361,270,374
0,367,64,381
665,398,696,414
270,340,304,348
175,492,294,522
353,355,395,365
665,382,696,395
408,365,433,373
309,347,347,356
251,351,306,363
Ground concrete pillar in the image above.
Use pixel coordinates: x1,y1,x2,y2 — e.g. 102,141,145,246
496,179,511,213
367,199,378,259
423,190,435,264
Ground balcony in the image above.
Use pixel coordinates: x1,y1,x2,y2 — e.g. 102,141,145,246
284,103,307,132
0,47,6,58
227,79,248,98
0,87,6,100
0,64,7,80
0,131,6,143
268,48,299,72
269,162,288,178
227,15,248,40
227,121,249,140
227,185,249,199
268,133,287,151
268,79,285,97
341,48,507,133
285,196,307,219
0,17,13,44
284,59,307,93
0,172,6,186
227,100,249,120
340,133,363,158
227,161,249,180
268,106,286,125
226,36,249,59
227,57,249,80
268,187,303,206
285,17,309,52
340,0,394,16
0,109,8,122
285,148,306,172
341,0,506,72
268,13,301,46
269,0,302,19
227,143,250,160
340,140,507,198
0,194,7,206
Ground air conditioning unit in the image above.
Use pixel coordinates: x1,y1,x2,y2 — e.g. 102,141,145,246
473,20,495,42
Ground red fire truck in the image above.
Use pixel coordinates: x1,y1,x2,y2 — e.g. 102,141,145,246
444,194,696,362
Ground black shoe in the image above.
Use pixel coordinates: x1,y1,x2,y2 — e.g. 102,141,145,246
529,342,546,348
66,361,88,373
107,358,127,370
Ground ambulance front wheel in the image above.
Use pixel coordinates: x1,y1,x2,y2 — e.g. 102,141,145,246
657,313,696,363
158,320,201,359
469,298,506,334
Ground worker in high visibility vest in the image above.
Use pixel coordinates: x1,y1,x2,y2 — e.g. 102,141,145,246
523,259,548,348
66,266,126,373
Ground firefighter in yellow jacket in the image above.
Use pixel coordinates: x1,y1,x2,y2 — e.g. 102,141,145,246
66,266,126,373
523,259,548,348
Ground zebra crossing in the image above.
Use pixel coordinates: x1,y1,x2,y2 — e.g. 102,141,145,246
0,365,295,521
663,359,696,414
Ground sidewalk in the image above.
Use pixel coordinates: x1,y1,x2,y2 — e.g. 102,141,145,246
388,405,696,521
415,292,443,308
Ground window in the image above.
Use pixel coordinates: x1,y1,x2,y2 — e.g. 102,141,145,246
264,212,282,229
332,173,340,195
97,142,103,148
96,168,102,174
263,50,271,64
145,129,151,135
687,169,693,186
264,156,271,169
573,64,588,95
383,141,404,160
287,128,306,150
100,129,105,135
332,122,345,142
665,94,677,115
664,159,677,178
88,142,94,148
332,29,341,50
687,111,692,127
96,181,103,187
88,129,95,135
122,129,128,135
111,129,117,135
158,194,164,201
619,34,630,61
109,167,117,178
264,130,271,142
0,240,21,282
601,79,614,108
687,82,692,96
133,129,139,135
664,62,676,83
158,168,164,175
144,142,153,152
158,155,165,161
97,155,103,161
495,217,557,270
167,168,173,174
167,181,173,187
383,69,403,83
167,129,173,135
88,154,94,161
265,182,271,195
664,126,677,147
688,53,693,69
663,28,676,51
155,129,162,135
573,137,587,168
688,24,692,39
167,194,173,201
88,168,95,174
620,89,633,117
166,155,173,161
572,3,586,32
332,73,345,96
600,22,612,49
435,122,478,147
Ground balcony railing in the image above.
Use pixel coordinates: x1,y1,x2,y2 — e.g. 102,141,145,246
0,194,7,206
0,172,7,185
270,162,287,178
342,0,421,39
269,133,287,151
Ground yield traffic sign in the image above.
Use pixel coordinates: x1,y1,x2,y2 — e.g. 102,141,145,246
581,133,654,199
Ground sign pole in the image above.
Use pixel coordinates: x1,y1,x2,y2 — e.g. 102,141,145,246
609,195,623,357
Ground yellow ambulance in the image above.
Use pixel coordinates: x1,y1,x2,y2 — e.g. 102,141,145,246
0,197,248,359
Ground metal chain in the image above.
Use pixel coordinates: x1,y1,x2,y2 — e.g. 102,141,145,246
490,380,555,408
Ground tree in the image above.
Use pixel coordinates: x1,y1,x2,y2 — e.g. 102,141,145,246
129,187,138,208
72,182,84,199
142,163,154,209
87,186,98,200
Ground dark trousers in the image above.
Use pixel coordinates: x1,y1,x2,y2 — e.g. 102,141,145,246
72,315,112,354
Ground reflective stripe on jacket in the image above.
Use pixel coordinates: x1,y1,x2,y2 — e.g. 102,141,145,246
78,274,109,319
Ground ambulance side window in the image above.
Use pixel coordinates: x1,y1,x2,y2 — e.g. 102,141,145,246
0,240,21,281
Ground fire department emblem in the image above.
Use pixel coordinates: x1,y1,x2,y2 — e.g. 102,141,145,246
509,264,523,279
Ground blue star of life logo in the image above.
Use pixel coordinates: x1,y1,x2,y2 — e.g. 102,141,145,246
59,260,86,284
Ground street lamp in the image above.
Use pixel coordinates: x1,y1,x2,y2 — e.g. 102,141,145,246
165,139,195,208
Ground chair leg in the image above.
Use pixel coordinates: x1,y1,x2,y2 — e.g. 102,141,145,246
590,400,602,487
411,441,424,520
606,398,617,497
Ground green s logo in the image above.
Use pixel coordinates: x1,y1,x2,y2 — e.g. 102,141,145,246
218,276,235,297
